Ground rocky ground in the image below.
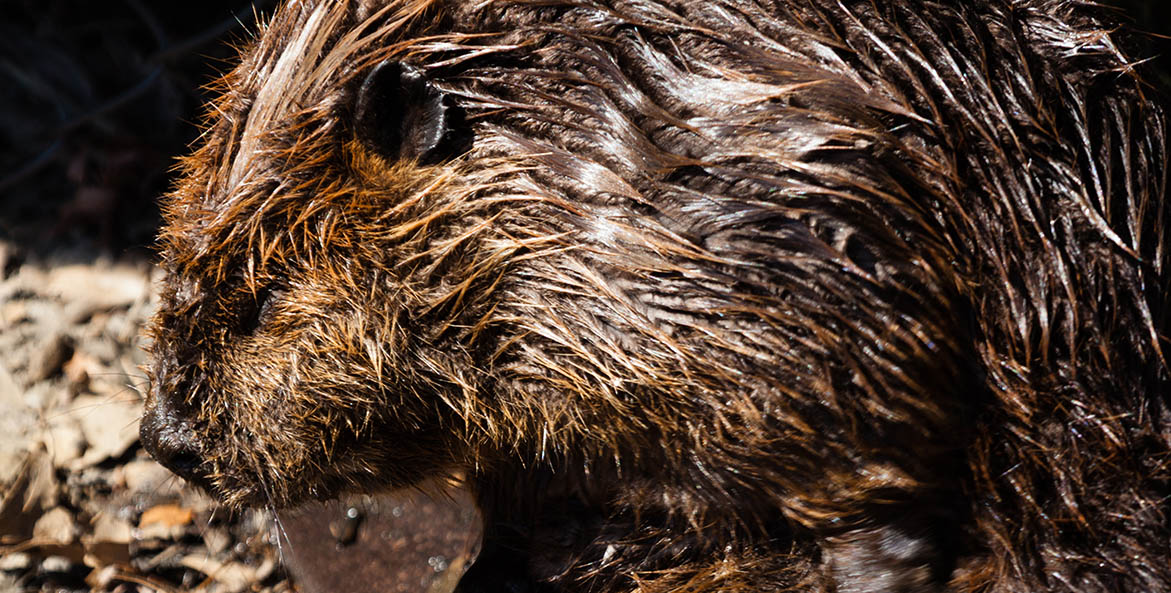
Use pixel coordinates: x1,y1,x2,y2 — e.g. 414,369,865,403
0,178,478,593
0,252,295,593
0,251,480,593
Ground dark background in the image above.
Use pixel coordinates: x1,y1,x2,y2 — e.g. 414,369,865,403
0,0,276,262
0,0,1168,264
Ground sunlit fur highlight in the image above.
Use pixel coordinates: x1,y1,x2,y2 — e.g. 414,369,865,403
145,0,1170,591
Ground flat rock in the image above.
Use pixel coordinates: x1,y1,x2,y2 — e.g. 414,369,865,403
69,394,142,469
46,264,150,312
33,506,77,544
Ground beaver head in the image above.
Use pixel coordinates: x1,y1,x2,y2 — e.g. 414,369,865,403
140,1,484,507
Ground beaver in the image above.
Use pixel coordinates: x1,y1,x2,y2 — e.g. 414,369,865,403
139,0,1171,591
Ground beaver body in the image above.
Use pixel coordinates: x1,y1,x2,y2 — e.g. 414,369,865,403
141,0,1171,591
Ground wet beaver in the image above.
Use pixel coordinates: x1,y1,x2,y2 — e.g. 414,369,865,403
140,0,1171,591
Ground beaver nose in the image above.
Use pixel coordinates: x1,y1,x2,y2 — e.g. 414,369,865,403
140,396,209,487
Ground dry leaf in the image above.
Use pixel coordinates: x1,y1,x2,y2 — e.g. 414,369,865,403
180,554,276,593
63,350,100,391
117,459,179,496
68,394,142,469
46,264,149,311
32,507,76,544
83,512,134,568
0,365,35,486
90,512,132,544
0,552,30,571
9,451,54,510
84,564,120,590
139,504,193,529
42,415,84,468
26,331,73,383
202,528,231,555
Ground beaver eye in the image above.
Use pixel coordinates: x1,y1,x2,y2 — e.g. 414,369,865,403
354,60,470,165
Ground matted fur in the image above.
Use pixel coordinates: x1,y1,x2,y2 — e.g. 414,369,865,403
142,0,1171,591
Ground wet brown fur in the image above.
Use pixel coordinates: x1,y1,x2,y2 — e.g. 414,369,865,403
142,0,1171,591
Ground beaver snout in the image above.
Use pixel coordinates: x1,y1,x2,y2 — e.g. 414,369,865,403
140,394,210,489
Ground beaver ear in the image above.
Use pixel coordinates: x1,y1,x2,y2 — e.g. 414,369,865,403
354,60,470,165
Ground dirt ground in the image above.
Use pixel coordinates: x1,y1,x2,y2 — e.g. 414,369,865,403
0,253,480,593
1,1,1168,592
0,254,294,593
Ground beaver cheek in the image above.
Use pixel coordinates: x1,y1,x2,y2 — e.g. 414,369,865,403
140,394,213,491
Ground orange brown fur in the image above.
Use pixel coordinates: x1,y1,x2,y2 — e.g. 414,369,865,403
142,1,1171,591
